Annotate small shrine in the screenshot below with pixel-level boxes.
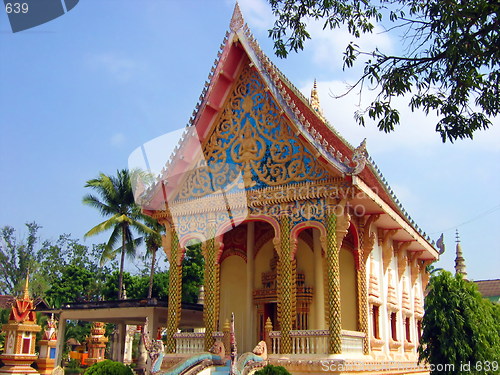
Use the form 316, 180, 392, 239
0, 275, 42, 375
85, 322, 108, 366
36, 314, 58, 375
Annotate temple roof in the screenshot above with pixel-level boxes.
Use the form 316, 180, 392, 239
475, 279, 500, 301
142, 4, 438, 259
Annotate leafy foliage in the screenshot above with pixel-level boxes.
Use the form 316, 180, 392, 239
0, 222, 42, 295
254, 364, 292, 375
143, 217, 164, 299
0, 223, 107, 298
85, 360, 134, 375
83, 169, 154, 299
268, 0, 499, 142
419, 271, 500, 374
45, 265, 107, 307
182, 243, 204, 304
101, 271, 169, 301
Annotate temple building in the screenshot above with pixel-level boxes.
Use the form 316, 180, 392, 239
135, 4, 439, 374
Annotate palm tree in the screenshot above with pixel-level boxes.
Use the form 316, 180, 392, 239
143, 217, 164, 299
83, 169, 153, 299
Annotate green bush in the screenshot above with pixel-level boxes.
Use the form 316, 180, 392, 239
254, 364, 292, 375
85, 360, 133, 375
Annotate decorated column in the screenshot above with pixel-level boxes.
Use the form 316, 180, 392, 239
202, 223, 221, 351
36, 314, 58, 375
276, 215, 296, 354
164, 222, 183, 353
324, 199, 350, 354
0, 276, 41, 375
358, 214, 378, 355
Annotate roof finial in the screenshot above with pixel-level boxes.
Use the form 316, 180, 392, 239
454, 230, 468, 280
23, 271, 31, 300
310, 79, 325, 119
230, 2, 244, 32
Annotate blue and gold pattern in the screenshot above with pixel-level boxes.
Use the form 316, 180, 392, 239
175, 65, 329, 200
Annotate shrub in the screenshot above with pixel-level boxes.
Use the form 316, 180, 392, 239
85, 360, 133, 375
254, 364, 292, 375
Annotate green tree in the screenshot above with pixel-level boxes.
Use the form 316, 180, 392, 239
45, 265, 108, 306
181, 243, 204, 304
0, 222, 41, 295
101, 271, 169, 300
268, 0, 499, 142
0, 223, 108, 299
419, 271, 500, 374
101, 271, 140, 301
143, 218, 164, 299
83, 169, 153, 299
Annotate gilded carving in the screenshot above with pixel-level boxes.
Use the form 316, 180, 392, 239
386, 268, 398, 311
420, 259, 434, 289
165, 229, 182, 353
174, 64, 329, 201
325, 212, 342, 354
276, 216, 296, 354
378, 229, 398, 272
333, 198, 351, 247
395, 241, 412, 279
361, 214, 380, 262
408, 251, 423, 286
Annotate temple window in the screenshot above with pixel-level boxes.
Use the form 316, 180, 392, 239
416, 319, 422, 342
22, 331, 31, 354
390, 312, 397, 341
372, 305, 380, 339
405, 317, 411, 342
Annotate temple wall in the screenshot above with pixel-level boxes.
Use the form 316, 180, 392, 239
339, 248, 357, 331
254, 240, 274, 289
220, 255, 248, 351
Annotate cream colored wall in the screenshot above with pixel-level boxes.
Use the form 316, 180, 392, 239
340, 247, 357, 331
254, 240, 274, 289
295, 238, 315, 328
219, 255, 248, 352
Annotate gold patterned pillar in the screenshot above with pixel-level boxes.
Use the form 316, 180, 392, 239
356, 247, 369, 355
358, 214, 378, 355
276, 215, 296, 354
163, 222, 183, 353
324, 199, 350, 354
202, 225, 221, 351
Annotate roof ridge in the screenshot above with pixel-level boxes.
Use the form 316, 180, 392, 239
240, 26, 356, 151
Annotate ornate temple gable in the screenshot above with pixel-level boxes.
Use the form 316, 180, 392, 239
145, 4, 438, 262
173, 63, 334, 201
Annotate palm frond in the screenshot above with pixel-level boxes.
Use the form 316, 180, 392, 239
84, 215, 121, 238
82, 194, 117, 216
99, 226, 121, 266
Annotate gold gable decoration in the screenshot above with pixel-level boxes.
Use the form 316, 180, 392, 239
175, 64, 330, 201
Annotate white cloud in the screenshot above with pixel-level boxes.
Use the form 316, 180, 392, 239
300, 79, 440, 154
110, 132, 126, 146
306, 21, 394, 72
86, 52, 142, 83
236, 0, 275, 30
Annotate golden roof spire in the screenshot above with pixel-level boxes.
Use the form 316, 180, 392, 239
23, 271, 31, 300
230, 2, 244, 32
310, 79, 324, 119
454, 230, 468, 280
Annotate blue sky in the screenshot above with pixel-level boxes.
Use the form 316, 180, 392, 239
0, 0, 498, 280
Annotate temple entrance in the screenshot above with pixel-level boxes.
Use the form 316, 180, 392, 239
256, 303, 279, 341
